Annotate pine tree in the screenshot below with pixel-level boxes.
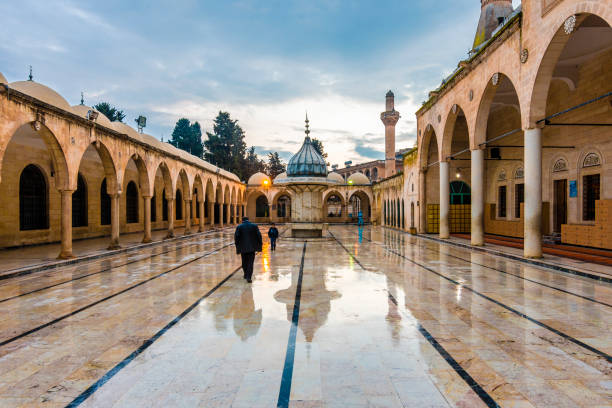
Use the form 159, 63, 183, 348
204, 111, 247, 178
311, 137, 328, 159
93, 102, 126, 122
168, 118, 204, 158
266, 152, 286, 179
244, 147, 266, 181
189, 121, 204, 158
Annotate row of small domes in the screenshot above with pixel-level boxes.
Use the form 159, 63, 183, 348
247, 170, 370, 186
0, 72, 240, 182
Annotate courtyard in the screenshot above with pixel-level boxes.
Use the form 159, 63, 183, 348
0, 226, 609, 407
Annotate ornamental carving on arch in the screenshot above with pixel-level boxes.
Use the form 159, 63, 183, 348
564, 15, 576, 35
498, 169, 506, 181
553, 158, 568, 172
583, 153, 601, 168
514, 167, 524, 179
491, 73, 500, 86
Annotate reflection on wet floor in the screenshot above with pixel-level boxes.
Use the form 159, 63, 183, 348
0, 226, 610, 407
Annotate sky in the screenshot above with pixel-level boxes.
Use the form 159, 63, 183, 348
0, 0, 521, 169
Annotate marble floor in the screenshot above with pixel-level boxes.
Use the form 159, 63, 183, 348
0, 226, 610, 408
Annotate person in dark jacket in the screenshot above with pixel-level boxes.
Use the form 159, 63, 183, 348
268, 223, 279, 251
234, 217, 263, 283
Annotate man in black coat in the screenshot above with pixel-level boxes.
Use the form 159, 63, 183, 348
234, 217, 262, 283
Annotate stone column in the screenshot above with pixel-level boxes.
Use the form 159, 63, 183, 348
108, 193, 121, 250
471, 149, 485, 246
58, 189, 74, 259
166, 198, 175, 239
142, 195, 152, 243
209, 202, 214, 227
419, 170, 426, 233
439, 161, 450, 239
184, 199, 192, 235
219, 203, 224, 228
524, 128, 542, 258
199, 200, 205, 232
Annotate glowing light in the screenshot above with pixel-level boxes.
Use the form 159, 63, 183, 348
348, 180, 353, 185
263, 179, 269, 185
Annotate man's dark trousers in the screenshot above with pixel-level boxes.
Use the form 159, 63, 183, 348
241, 252, 256, 280
270, 238, 277, 251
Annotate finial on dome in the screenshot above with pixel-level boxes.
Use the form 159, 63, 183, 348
80, 92, 85, 105
28, 65, 33, 82
305, 111, 311, 139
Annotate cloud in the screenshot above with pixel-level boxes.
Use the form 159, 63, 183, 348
0, 0, 482, 167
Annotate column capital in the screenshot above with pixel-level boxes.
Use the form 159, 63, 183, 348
141, 194, 153, 199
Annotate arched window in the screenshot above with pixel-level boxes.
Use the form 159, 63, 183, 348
410, 202, 415, 228
326, 194, 342, 217
72, 173, 88, 227
365, 169, 370, 179
176, 189, 183, 220
277, 195, 291, 218
256, 195, 269, 217
126, 181, 139, 223
450, 181, 471, 205
162, 189, 168, 221
151, 191, 157, 222
372, 167, 378, 180
19, 164, 48, 230
100, 179, 111, 226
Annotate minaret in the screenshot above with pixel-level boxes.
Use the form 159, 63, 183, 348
473, 0, 513, 50
380, 90, 400, 178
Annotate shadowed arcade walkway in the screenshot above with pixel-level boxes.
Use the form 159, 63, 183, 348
0, 226, 610, 407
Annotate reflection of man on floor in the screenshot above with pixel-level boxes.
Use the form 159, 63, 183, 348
232, 285, 262, 341
235, 217, 262, 283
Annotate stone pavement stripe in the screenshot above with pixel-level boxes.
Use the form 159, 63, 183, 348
277, 241, 307, 408
383, 231, 612, 308
0, 230, 234, 305
65, 265, 242, 407
348, 231, 612, 364
420, 233, 612, 284
0, 241, 234, 348
330, 231, 500, 408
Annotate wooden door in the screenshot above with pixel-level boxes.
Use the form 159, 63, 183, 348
553, 179, 567, 233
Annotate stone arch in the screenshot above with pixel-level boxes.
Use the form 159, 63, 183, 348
177, 169, 191, 200
193, 174, 204, 202
76, 141, 119, 195
271, 189, 295, 206
223, 184, 230, 204
121, 153, 150, 198
473, 72, 523, 148
441, 104, 471, 159
348, 189, 372, 221
0, 121, 69, 189
527, 9, 612, 127
153, 161, 173, 200
246, 190, 269, 220
417, 124, 439, 170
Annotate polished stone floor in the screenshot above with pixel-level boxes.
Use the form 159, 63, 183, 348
0, 226, 610, 407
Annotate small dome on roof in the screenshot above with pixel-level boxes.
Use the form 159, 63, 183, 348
327, 172, 343, 183
0, 72, 7, 84
347, 172, 370, 185
10, 81, 70, 111
248, 172, 271, 186
273, 172, 287, 182
110, 121, 141, 140
70, 105, 113, 127
386, 90, 394, 97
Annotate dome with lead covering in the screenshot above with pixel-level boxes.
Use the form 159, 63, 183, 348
10, 81, 71, 111
287, 115, 327, 177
